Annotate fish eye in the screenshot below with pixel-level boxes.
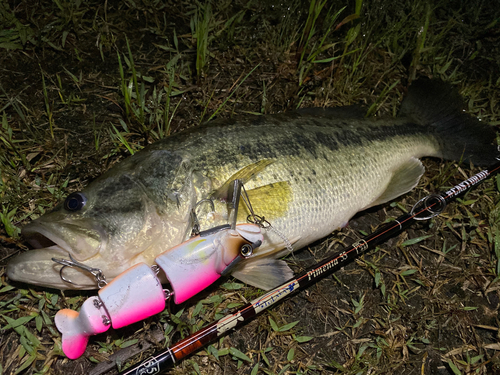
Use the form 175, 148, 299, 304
64, 192, 87, 212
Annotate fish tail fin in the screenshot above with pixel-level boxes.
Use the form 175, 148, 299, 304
400, 79, 497, 165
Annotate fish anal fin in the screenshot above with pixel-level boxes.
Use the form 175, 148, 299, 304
213, 159, 275, 200
231, 258, 294, 290
367, 157, 424, 208
237, 181, 292, 222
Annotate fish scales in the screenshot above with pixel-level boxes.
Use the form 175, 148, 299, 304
151, 113, 440, 251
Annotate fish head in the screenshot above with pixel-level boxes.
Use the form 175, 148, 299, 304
8, 150, 204, 289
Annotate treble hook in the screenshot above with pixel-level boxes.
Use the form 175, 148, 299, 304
240, 183, 257, 223
52, 253, 107, 288
190, 198, 216, 236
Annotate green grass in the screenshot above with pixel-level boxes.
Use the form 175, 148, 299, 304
191, 2, 213, 80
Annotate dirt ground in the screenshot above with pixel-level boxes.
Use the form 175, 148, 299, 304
1, 0, 500, 374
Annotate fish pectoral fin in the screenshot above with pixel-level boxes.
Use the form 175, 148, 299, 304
231, 258, 294, 290
366, 157, 425, 209
212, 159, 275, 200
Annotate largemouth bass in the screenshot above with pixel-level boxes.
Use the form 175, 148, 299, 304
7, 79, 496, 291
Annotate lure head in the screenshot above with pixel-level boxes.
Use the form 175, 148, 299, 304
155, 223, 263, 303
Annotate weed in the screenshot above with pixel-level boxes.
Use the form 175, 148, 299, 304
297, 3, 345, 85
191, 2, 213, 80
409, 3, 432, 81
351, 293, 365, 315
40, 67, 54, 140
0, 2, 35, 50
109, 120, 139, 156
161, 64, 183, 138
268, 317, 300, 333
0, 206, 21, 238
297, 0, 329, 65
207, 63, 260, 121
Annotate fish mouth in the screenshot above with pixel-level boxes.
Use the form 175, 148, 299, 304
7, 245, 83, 289
7, 221, 104, 290
21, 222, 73, 254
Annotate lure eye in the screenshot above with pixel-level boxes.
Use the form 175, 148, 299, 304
64, 192, 87, 212
240, 244, 253, 258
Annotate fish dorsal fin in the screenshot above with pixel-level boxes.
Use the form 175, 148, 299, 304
366, 157, 424, 209
231, 258, 294, 290
237, 181, 292, 222
213, 159, 275, 200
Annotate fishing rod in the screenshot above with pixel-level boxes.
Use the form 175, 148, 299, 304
121, 159, 500, 375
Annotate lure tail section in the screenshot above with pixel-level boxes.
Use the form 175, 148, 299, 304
55, 297, 111, 359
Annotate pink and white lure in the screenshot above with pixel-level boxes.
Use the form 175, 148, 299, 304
54, 223, 263, 359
